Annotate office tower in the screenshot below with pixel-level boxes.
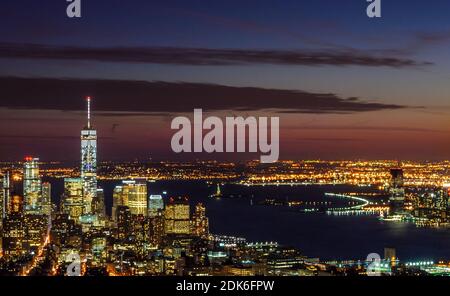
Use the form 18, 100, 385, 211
384, 247, 397, 262
438, 184, 450, 211
50, 213, 82, 248
114, 180, 148, 217
149, 195, 164, 217
164, 196, 190, 235
41, 182, 52, 217
81, 96, 97, 214
2, 213, 26, 258
150, 210, 164, 248
116, 206, 131, 240
192, 203, 209, 239
92, 188, 106, 218
10, 195, 24, 214
389, 167, 405, 215
3, 172, 10, 216
62, 178, 84, 221
112, 185, 125, 222
0, 177, 3, 229
131, 215, 150, 245
127, 180, 147, 216
24, 214, 48, 251
23, 157, 42, 214
91, 236, 107, 263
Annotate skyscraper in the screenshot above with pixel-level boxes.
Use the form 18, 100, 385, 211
164, 197, 190, 235
114, 180, 148, 217
81, 96, 97, 215
92, 188, 106, 218
192, 203, 209, 239
389, 167, 405, 215
2, 213, 26, 258
116, 206, 131, 241
150, 210, 164, 248
112, 185, 125, 222
148, 195, 164, 218
2, 172, 10, 217
0, 177, 4, 229
23, 157, 42, 215
62, 178, 84, 222
41, 182, 52, 217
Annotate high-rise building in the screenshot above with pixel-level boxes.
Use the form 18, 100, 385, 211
81, 96, 97, 215
192, 203, 209, 239
149, 195, 164, 217
164, 197, 190, 235
50, 213, 82, 248
444, 184, 450, 211
2, 172, 10, 217
389, 167, 405, 215
0, 177, 4, 229
23, 157, 42, 214
384, 247, 397, 266
112, 185, 125, 222
62, 178, 84, 222
114, 180, 148, 217
2, 213, 26, 258
150, 210, 164, 248
92, 188, 106, 218
91, 236, 107, 263
131, 215, 150, 245
24, 214, 48, 251
116, 206, 131, 241
41, 182, 52, 217
10, 195, 24, 214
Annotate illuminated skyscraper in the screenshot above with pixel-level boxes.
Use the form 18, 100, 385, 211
10, 195, 23, 214
2, 172, 10, 217
164, 197, 190, 235
0, 177, 3, 229
81, 96, 97, 214
114, 180, 148, 217
41, 182, 52, 217
112, 185, 125, 222
24, 214, 47, 251
389, 167, 405, 215
116, 206, 131, 240
150, 210, 164, 248
2, 213, 26, 258
92, 188, 106, 218
62, 178, 84, 222
148, 195, 164, 217
192, 203, 209, 239
50, 213, 82, 248
23, 157, 42, 214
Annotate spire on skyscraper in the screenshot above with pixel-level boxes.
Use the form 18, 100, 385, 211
86, 96, 92, 129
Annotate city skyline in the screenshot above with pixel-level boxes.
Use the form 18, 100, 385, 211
0, 95, 450, 275
1, 0, 450, 161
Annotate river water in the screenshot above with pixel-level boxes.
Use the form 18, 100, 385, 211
47, 179, 450, 262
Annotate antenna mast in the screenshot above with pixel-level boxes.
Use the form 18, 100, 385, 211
86, 96, 91, 129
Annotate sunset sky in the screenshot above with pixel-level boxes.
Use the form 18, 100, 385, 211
1, 0, 450, 161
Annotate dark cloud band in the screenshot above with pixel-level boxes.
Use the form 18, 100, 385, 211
0, 76, 408, 114
0, 43, 431, 68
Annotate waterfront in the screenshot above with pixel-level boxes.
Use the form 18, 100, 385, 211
44, 179, 450, 262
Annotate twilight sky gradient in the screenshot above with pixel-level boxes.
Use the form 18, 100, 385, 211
1, 0, 450, 161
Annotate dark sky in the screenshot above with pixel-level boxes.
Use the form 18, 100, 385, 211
1, 0, 450, 161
